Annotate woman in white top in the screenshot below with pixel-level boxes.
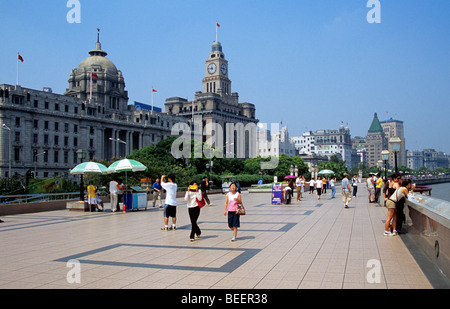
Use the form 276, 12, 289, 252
384, 179, 412, 236
315, 177, 323, 200
309, 179, 315, 194
184, 181, 203, 241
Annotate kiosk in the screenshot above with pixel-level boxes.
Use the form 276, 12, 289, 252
123, 186, 148, 211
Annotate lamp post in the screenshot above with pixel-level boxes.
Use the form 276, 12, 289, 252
389, 137, 402, 173
109, 137, 127, 158
76, 149, 86, 202
34, 151, 46, 178
381, 150, 389, 181
2, 124, 11, 177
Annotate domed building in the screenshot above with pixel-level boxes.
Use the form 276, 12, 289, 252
65, 30, 129, 116
0, 30, 186, 179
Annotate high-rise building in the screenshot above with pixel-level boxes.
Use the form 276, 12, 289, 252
380, 118, 406, 168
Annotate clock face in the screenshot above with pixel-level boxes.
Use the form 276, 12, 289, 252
207, 63, 217, 74
221, 63, 227, 75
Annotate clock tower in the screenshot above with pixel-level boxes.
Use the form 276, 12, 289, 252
202, 41, 231, 96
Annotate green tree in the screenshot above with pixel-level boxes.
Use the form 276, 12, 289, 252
317, 155, 349, 179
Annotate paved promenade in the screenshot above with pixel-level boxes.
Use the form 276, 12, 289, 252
0, 185, 435, 289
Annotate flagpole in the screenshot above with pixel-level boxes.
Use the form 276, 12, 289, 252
89, 73, 93, 104
216, 23, 218, 42
151, 86, 154, 114
16, 53, 19, 87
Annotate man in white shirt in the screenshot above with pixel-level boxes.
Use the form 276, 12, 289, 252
161, 174, 178, 231
309, 179, 315, 194
342, 173, 352, 208
109, 179, 119, 212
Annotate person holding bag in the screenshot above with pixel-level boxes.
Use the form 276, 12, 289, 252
184, 181, 203, 241
224, 182, 243, 241
384, 179, 412, 236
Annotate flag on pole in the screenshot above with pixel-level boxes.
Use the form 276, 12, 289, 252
16, 53, 24, 86
215, 22, 221, 42
91, 72, 98, 79
152, 88, 157, 92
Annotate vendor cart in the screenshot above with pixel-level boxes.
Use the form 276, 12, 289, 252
123, 186, 148, 211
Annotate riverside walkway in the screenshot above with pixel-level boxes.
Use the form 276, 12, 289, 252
0, 184, 438, 289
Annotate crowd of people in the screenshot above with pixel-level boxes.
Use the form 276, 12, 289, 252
4, 170, 412, 239
284, 175, 337, 204
101, 175, 241, 242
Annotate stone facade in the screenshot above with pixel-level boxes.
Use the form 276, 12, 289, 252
165, 40, 258, 159
0, 35, 186, 179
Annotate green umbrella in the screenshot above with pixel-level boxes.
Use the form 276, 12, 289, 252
318, 169, 335, 175
107, 159, 148, 190
70, 162, 108, 175
107, 159, 147, 173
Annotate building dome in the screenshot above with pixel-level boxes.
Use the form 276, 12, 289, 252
77, 55, 118, 76
76, 36, 118, 75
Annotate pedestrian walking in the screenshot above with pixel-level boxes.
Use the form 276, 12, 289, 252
342, 173, 352, 208
322, 177, 327, 194
224, 182, 242, 241
315, 177, 322, 200
309, 178, 315, 194
295, 175, 303, 201
200, 176, 211, 206
161, 174, 178, 231
366, 173, 376, 203
329, 176, 336, 198
352, 174, 358, 197
184, 181, 203, 241
152, 178, 162, 208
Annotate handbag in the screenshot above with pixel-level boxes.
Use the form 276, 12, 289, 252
196, 197, 206, 208
235, 203, 246, 215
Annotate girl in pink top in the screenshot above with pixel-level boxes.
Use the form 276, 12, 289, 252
224, 182, 242, 241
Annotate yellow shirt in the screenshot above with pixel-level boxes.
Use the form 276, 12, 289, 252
87, 185, 96, 198
376, 177, 382, 189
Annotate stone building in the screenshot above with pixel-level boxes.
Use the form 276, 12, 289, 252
0, 33, 186, 179
380, 117, 406, 168
291, 125, 353, 168
164, 40, 258, 159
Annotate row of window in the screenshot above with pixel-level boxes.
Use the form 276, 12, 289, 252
12, 147, 95, 165
12, 116, 97, 135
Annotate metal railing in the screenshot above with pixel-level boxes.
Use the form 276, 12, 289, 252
0, 192, 80, 205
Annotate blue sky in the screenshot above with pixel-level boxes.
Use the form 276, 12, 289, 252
1, 0, 449, 153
